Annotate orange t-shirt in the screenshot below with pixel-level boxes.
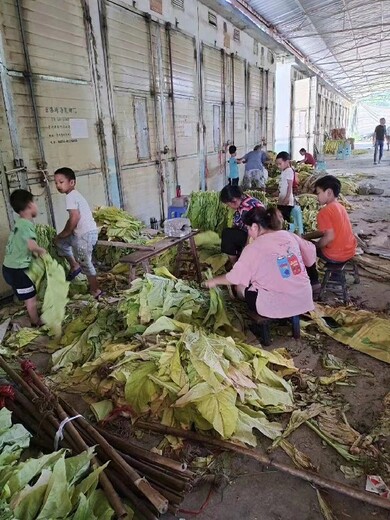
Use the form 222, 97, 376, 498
317, 201, 357, 262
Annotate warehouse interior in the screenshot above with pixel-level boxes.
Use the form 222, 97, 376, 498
0, 1, 389, 519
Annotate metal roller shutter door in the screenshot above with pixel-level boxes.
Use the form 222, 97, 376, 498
202, 44, 224, 192
169, 30, 200, 195
105, 1, 163, 223
0, 0, 107, 234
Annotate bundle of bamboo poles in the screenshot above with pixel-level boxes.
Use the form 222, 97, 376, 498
0, 356, 195, 520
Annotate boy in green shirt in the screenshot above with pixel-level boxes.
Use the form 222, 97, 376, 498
2, 190, 46, 326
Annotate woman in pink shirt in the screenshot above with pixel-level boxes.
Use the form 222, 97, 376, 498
205, 207, 315, 319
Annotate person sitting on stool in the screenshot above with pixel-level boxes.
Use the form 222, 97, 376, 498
220, 185, 263, 266
304, 175, 357, 293
205, 207, 315, 320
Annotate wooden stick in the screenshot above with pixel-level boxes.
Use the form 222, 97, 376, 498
135, 421, 390, 512
59, 397, 168, 514
97, 240, 154, 251
14, 364, 128, 519
106, 469, 159, 520
96, 427, 191, 475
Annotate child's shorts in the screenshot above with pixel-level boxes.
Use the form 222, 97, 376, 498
56, 230, 98, 276
2, 265, 37, 301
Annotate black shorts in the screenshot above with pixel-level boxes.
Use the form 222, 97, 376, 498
244, 287, 258, 312
221, 228, 248, 257
2, 265, 36, 301
277, 205, 294, 222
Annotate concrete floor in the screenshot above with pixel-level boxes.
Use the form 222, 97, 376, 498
167, 149, 390, 520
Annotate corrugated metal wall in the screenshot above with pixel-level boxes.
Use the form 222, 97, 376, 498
0, 0, 277, 297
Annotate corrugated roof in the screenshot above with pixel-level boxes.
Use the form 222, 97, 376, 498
246, 0, 390, 98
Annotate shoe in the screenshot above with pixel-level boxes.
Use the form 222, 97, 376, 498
374, 162, 377, 165
66, 267, 82, 281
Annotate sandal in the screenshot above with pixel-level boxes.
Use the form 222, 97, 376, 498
66, 267, 82, 281
93, 291, 104, 300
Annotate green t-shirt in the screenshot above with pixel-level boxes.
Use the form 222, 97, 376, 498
3, 218, 36, 269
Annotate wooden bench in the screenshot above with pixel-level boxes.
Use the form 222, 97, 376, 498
120, 230, 202, 285
248, 311, 300, 347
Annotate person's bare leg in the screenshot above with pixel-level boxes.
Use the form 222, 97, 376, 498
87, 275, 100, 297
235, 284, 246, 300
25, 296, 41, 326
228, 254, 238, 267
64, 255, 80, 272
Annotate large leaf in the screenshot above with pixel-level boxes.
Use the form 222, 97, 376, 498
36, 456, 73, 519
28, 254, 69, 337
124, 361, 160, 414
0, 424, 31, 453
65, 448, 94, 486
232, 405, 283, 446
175, 383, 238, 438
7, 451, 65, 495
12, 469, 51, 520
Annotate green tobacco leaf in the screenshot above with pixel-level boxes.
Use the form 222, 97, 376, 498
0, 423, 31, 453
90, 401, 113, 423
28, 254, 69, 337
0, 409, 12, 432
183, 329, 229, 383
175, 383, 238, 438
60, 305, 98, 346
65, 448, 95, 486
12, 469, 51, 520
73, 463, 109, 501
168, 346, 189, 390
124, 361, 160, 414
7, 451, 64, 495
36, 456, 73, 518
233, 406, 283, 446
5, 329, 42, 350
71, 493, 94, 520
197, 386, 238, 438
143, 317, 188, 335
89, 489, 116, 520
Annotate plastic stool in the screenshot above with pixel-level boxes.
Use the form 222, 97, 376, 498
319, 260, 360, 304
167, 206, 187, 219
248, 312, 300, 347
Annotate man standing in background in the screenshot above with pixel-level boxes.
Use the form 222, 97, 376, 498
373, 118, 386, 165
239, 145, 268, 189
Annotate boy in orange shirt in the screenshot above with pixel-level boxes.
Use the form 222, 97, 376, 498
305, 175, 357, 289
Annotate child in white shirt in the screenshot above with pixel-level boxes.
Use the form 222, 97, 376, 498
54, 167, 101, 298
276, 151, 295, 222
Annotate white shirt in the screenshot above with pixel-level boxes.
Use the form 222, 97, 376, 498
279, 167, 295, 206
66, 190, 97, 236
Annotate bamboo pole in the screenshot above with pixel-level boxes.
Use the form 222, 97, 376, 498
106, 470, 159, 520
0, 357, 128, 520
96, 427, 191, 475
57, 397, 168, 514
136, 421, 390, 512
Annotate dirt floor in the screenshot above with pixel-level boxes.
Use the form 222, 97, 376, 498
2, 147, 389, 520
164, 148, 390, 520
